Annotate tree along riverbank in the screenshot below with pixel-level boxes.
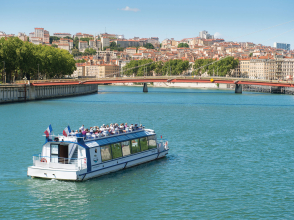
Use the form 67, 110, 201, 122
0, 37, 76, 83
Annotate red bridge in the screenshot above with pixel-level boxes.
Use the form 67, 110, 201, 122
29, 77, 294, 93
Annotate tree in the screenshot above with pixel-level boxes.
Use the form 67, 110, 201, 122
75, 59, 86, 63
49, 36, 60, 44
80, 37, 93, 44
178, 43, 189, 48
51, 44, 58, 48
193, 56, 239, 76
144, 43, 155, 49
249, 53, 253, 57
73, 37, 79, 49
104, 42, 124, 51
63, 36, 73, 40
72, 48, 82, 57
83, 48, 97, 56
0, 37, 76, 81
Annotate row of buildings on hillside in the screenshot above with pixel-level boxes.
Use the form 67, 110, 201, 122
238, 54, 294, 80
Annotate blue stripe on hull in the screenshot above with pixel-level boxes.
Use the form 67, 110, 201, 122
79, 149, 169, 179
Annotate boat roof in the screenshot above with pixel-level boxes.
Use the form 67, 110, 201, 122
84, 130, 155, 148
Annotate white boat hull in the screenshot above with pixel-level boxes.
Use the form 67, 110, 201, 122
28, 149, 169, 181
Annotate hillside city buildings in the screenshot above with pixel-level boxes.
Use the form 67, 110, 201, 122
1, 28, 294, 80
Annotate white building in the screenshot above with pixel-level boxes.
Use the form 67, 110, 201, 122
199, 30, 214, 39
35, 28, 44, 39
101, 37, 110, 49
79, 41, 88, 52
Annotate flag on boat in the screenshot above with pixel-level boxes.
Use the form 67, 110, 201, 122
63, 125, 71, 137
44, 124, 53, 137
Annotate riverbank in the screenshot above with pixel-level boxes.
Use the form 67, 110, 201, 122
0, 84, 98, 104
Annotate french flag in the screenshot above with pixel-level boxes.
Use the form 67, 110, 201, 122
63, 125, 71, 137
44, 125, 53, 138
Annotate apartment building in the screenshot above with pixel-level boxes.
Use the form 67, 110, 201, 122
18, 32, 27, 41
239, 58, 250, 77
282, 58, 294, 79
125, 47, 137, 55
274, 42, 290, 51
34, 28, 44, 39
79, 41, 88, 52
249, 57, 276, 80
84, 64, 119, 78
101, 37, 110, 49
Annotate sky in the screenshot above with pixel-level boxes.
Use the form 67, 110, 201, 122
1, 0, 294, 48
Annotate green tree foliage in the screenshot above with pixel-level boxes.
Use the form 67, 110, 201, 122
63, 36, 73, 40
104, 42, 124, 51
73, 37, 79, 49
249, 53, 253, 57
80, 37, 93, 44
193, 56, 239, 76
51, 44, 58, 48
71, 49, 82, 57
144, 43, 155, 49
122, 59, 190, 76
178, 43, 189, 48
49, 36, 60, 44
83, 48, 97, 56
75, 59, 86, 63
0, 37, 76, 81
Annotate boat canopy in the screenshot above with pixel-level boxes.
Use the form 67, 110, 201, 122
84, 130, 155, 148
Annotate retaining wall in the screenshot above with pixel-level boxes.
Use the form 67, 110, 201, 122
0, 84, 98, 104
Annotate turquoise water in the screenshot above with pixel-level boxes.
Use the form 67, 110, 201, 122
1, 85, 294, 219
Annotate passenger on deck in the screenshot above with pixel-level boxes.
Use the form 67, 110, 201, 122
80, 125, 84, 131
82, 129, 87, 137
103, 129, 109, 136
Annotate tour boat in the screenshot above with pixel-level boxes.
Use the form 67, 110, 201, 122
27, 125, 169, 181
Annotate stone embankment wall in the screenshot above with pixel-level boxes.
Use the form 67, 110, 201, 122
0, 84, 98, 104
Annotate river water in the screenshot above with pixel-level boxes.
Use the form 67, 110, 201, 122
1, 85, 294, 219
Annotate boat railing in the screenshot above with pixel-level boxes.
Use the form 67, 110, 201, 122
59, 127, 146, 141
157, 139, 169, 152
32, 154, 87, 170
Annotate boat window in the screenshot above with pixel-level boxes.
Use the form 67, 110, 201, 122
131, 139, 141, 154
101, 145, 112, 162
148, 135, 157, 149
111, 143, 122, 159
50, 144, 59, 163
140, 137, 148, 151
122, 141, 131, 156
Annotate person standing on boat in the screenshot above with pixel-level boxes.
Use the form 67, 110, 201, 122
80, 125, 84, 131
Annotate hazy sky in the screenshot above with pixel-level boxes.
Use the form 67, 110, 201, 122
1, 0, 294, 48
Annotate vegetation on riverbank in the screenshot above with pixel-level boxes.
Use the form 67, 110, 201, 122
192, 56, 239, 76
122, 59, 190, 76
0, 37, 76, 81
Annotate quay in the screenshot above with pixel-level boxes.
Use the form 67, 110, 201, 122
0, 83, 97, 104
